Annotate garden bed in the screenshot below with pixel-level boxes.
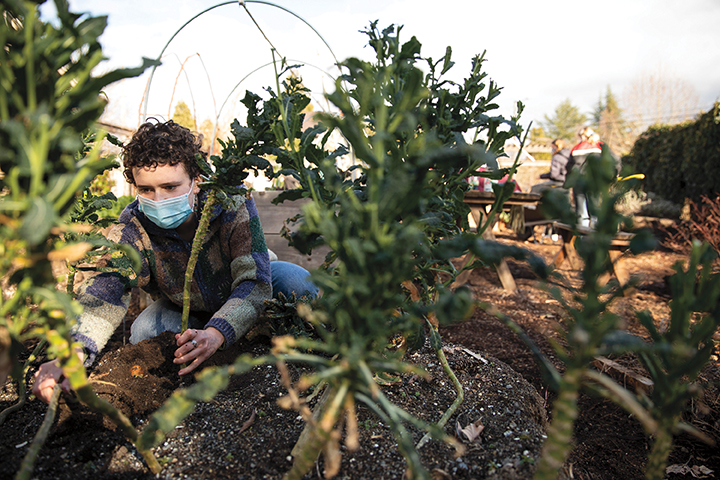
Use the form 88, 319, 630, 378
1, 225, 718, 479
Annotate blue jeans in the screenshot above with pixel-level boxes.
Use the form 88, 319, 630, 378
129, 261, 318, 344
573, 191, 597, 229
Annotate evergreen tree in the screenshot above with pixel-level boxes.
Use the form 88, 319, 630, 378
594, 87, 632, 155
541, 99, 587, 142
592, 94, 605, 126
529, 125, 549, 142
172, 101, 196, 131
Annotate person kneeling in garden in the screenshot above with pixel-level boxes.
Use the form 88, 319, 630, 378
33, 119, 317, 403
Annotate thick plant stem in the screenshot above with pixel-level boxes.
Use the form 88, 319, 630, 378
181, 190, 218, 332
645, 420, 674, 480
75, 384, 161, 474
0, 377, 25, 426
534, 368, 582, 480
284, 421, 336, 480
291, 387, 330, 458
283, 382, 348, 480
15, 385, 60, 480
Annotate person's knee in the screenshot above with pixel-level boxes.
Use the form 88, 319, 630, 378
129, 320, 154, 344
271, 261, 318, 299
129, 298, 183, 344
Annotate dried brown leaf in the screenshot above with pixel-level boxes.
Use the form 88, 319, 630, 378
667, 464, 688, 474
691, 465, 714, 478
322, 429, 342, 478
344, 396, 359, 451
456, 418, 484, 442
431, 468, 451, 480
666, 464, 714, 478
48, 242, 92, 262
238, 409, 256, 434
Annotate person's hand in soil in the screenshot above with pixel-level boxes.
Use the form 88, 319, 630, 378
174, 327, 224, 376
32, 349, 85, 404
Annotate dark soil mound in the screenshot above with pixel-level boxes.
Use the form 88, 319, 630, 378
1, 333, 547, 479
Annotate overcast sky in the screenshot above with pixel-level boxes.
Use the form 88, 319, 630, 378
45, 0, 720, 133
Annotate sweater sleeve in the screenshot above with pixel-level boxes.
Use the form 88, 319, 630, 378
550, 149, 570, 182
71, 220, 152, 365
205, 195, 272, 346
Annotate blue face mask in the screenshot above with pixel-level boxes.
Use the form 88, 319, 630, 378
137, 181, 195, 229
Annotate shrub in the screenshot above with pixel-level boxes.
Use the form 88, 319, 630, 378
615, 190, 682, 219
0, 0, 159, 476
624, 103, 720, 204
637, 195, 682, 219
97, 195, 134, 220
136, 22, 533, 480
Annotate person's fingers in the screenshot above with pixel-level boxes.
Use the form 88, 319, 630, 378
174, 332, 201, 361
174, 341, 195, 358
173, 329, 223, 376
175, 328, 197, 347
33, 373, 58, 403
174, 343, 194, 360
61, 376, 72, 394
34, 382, 52, 402
178, 340, 215, 375
32, 361, 63, 403
177, 355, 206, 376
175, 343, 210, 375
174, 332, 201, 358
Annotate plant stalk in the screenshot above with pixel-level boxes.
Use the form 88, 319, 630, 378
0, 340, 45, 426
416, 322, 464, 450
534, 368, 582, 480
181, 190, 218, 332
16, 385, 60, 480
645, 418, 675, 480
283, 382, 348, 480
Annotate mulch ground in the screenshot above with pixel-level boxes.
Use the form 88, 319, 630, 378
440, 226, 720, 479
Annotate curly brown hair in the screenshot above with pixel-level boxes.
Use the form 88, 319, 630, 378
122, 118, 205, 185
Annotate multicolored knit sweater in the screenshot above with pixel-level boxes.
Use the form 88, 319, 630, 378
72, 191, 272, 365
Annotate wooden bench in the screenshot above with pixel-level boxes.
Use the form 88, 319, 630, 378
252, 191, 330, 271
452, 191, 541, 293
552, 222, 634, 288
517, 202, 557, 241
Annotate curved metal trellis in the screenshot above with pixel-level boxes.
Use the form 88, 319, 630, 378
210, 59, 339, 154
140, 0, 342, 142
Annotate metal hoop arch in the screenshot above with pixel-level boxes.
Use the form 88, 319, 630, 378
140, 0, 341, 124
210, 59, 338, 154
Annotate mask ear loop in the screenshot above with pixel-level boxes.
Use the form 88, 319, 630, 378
189, 179, 197, 213
174, 179, 198, 231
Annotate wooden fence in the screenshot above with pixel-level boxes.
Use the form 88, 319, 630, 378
252, 190, 329, 271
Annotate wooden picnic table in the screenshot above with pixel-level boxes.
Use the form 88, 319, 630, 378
453, 191, 541, 293
463, 190, 542, 208
551, 222, 635, 290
